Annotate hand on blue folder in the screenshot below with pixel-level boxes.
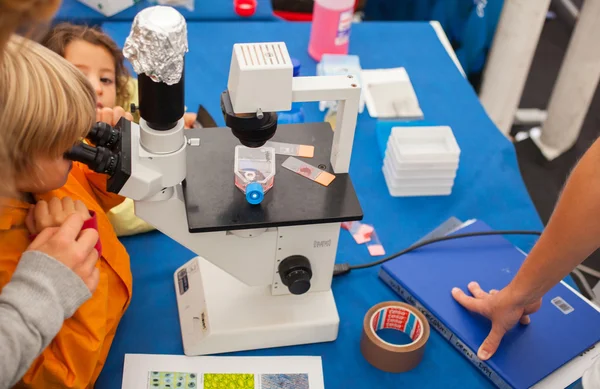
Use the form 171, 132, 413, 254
451, 281, 542, 361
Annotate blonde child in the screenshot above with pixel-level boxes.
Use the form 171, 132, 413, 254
42, 23, 197, 236
0, 1, 106, 387
0, 35, 132, 389
41, 23, 154, 237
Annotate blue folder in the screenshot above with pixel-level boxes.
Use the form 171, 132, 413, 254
380, 220, 600, 388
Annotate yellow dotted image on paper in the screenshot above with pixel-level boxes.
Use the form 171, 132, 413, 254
203, 374, 254, 389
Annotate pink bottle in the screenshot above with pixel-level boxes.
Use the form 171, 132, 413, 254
308, 0, 355, 62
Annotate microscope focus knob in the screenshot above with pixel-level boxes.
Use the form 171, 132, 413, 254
278, 255, 312, 295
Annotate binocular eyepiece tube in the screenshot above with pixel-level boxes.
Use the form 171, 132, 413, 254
64, 142, 119, 176
64, 122, 121, 176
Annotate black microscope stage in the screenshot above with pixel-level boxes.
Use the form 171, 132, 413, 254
183, 122, 363, 233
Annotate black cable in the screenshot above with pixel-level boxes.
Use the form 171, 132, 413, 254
333, 230, 542, 277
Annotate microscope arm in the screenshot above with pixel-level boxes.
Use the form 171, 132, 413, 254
291, 76, 361, 174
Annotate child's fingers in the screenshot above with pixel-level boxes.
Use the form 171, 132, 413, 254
183, 112, 197, 129
48, 197, 63, 222
96, 108, 102, 123
98, 107, 113, 125
34, 200, 49, 232
74, 200, 90, 219
125, 112, 133, 122
61, 197, 75, 216
25, 206, 36, 234
112, 106, 126, 125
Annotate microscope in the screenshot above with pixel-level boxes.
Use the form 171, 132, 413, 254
66, 6, 363, 356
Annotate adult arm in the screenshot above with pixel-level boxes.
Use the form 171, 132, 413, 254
0, 250, 91, 389
453, 137, 600, 360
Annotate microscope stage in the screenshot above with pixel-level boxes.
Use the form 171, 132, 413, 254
183, 123, 363, 233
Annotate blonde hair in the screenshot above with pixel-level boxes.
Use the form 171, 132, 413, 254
0, 35, 96, 195
0, 0, 61, 53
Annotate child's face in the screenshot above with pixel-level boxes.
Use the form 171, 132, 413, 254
15, 157, 73, 194
64, 40, 117, 110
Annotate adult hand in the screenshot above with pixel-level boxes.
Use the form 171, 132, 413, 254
26, 197, 91, 235
451, 282, 542, 360
96, 106, 134, 127
26, 213, 100, 293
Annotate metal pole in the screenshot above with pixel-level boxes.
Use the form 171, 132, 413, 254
535, 0, 600, 160
479, 0, 551, 137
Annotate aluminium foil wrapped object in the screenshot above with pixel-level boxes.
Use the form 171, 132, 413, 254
123, 5, 188, 85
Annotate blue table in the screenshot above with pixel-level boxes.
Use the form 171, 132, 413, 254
97, 21, 548, 389
55, 0, 275, 23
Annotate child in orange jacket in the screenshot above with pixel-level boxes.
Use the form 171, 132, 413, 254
0, 35, 133, 389
42, 23, 197, 237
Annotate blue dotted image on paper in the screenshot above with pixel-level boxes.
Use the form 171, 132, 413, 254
261, 374, 309, 389
148, 372, 198, 389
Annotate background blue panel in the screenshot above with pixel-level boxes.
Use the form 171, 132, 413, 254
96, 21, 550, 389
363, 0, 505, 76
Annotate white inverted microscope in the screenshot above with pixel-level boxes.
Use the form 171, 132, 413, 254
65, 6, 363, 356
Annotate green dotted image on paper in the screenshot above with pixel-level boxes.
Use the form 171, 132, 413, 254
147, 371, 198, 389
203, 373, 254, 389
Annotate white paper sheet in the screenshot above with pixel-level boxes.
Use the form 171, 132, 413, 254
121, 354, 325, 389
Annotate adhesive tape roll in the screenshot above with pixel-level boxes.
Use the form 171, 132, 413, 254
360, 301, 430, 373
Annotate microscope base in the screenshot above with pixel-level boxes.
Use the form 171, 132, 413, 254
175, 256, 340, 356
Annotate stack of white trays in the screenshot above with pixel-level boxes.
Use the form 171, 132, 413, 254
383, 126, 460, 197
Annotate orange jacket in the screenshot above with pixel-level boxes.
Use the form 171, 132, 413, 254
0, 163, 132, 389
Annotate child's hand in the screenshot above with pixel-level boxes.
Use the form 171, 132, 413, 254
96, 106, 134, 127
26, 197, 91, 236
184, 112, 197, 129
26, 213, 100, 294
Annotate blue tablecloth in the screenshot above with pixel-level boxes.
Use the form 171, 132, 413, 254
97, 21, 549, 389
55, 0, 275, 23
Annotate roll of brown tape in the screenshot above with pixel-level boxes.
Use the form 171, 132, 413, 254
360, 301, 430, 373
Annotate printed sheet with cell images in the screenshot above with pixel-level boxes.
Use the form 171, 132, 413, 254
121, 354, 325, 389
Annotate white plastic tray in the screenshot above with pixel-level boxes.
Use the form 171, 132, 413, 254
362, 67, 423, 120
386, 141, 459, 170
390, 126, 460, 162
383, 154, 457, 179
383, 159, 455, 187
383, 163, 453, 197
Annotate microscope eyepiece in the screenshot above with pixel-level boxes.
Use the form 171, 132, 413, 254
220, 91, 278, 148
87, 122, 121, 150
64, 142, 119, 176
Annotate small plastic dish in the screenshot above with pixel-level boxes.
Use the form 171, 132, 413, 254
390, 126, 460, 162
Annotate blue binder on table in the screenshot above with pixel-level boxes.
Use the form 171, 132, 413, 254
379, 220, 600, 389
